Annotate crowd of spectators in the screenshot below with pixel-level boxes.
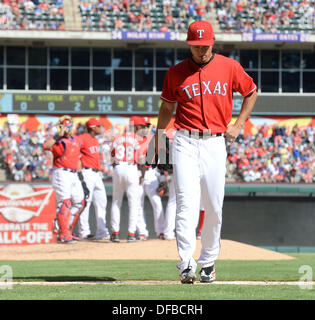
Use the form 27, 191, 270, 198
215, 0, 315, 33
79, 0, 315, 33
80, 0, 215, 32
0, 117, 314, 184
0, 121, 52, 182
226, 123, 315, 183
0, 119, 122, 182
1, 0, 314, 33
0, 0, 65, 31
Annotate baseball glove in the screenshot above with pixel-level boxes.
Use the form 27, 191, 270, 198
146, 135, 173, 171
156, 181, 168, 197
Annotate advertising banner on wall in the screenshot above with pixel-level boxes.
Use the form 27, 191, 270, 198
0, 184, 56, 246
242, 33, 311, 42
111, 30, 180, 41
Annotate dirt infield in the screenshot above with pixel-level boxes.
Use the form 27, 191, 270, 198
0, 239, 294, 261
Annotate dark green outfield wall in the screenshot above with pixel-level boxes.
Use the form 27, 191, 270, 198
88, 193, 315, 247
221, 196, 315, 247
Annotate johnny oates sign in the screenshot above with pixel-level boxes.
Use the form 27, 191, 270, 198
0, 184, 56, 245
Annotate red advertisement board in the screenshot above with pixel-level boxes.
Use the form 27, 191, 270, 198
0, 184, 56, 245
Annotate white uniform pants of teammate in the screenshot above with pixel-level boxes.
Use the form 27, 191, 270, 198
172, 130, 227, 275
111, 162, 141, 235
51, 168, 84, 223
136, 168, 165, 237
163, 176, 176, 240
79, 168, 110, 239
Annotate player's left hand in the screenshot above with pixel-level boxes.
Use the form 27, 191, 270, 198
224, 124, 242, 142
156, 181, 168, 197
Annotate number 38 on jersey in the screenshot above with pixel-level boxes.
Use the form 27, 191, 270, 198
110, 132, 141, 164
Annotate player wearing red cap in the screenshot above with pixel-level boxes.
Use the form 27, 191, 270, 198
155, 20, 257, 283
77, 118, 110, 241
43, 115, 88, 243
110, 118, 142, 242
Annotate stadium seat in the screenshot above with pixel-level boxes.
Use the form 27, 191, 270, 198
3, 0, 66, 30
215, 0, 315, 34
77, 0, 199, 31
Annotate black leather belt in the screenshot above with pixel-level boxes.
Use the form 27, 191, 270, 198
186, 131, 224, 139
83, 167, 99, 172
62, 168, 77, 173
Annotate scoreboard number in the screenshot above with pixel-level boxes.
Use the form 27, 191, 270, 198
48, 102, 55, 111
74, 102, 81, 111
20, 101, 27, 111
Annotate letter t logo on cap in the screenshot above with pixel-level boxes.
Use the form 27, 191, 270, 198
197, 29, 205, 38
187, 21, 215, 46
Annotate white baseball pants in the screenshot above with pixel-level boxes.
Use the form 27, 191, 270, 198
163, 178, 207, 240
51, 168, 84, 214
136, 169, 149, 237
137, 168, 165, 237
111, 163, 141, 234
79, 168, 109, 239
173, 130, 227, 275
163, 176, 176, 240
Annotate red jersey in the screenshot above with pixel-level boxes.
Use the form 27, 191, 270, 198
137, 134, 153, 164
43, 135, 81, 170
78, 132, 101, 171
161, 54, 257, 133
111, 131, 140, 164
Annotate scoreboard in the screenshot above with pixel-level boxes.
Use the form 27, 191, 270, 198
5, 93, 161, 114
0, 92, 314, 115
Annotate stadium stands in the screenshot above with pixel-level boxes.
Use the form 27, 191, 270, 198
0, 0, 65, 30
78, 0, 315, 33
226, 122, 315, 183
1, 0, 313, 33
79, 0, 211, 32
215, 0, 315, 33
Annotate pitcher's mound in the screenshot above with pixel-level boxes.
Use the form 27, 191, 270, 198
0, 239, 294, 261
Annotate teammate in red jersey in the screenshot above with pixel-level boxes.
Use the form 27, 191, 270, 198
43, 115, 89, 244
154, 20, 257, 283
110, 120, 142, 243
77, 118, 110, 241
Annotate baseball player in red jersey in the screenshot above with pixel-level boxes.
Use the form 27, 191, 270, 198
132, 116, 165, 240
43, 115, 89, 244
77, 118, 110, 241
110, 121, 142, 243
154, 20, 257, 283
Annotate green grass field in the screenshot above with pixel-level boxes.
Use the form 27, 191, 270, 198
0, 254, 314, 300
